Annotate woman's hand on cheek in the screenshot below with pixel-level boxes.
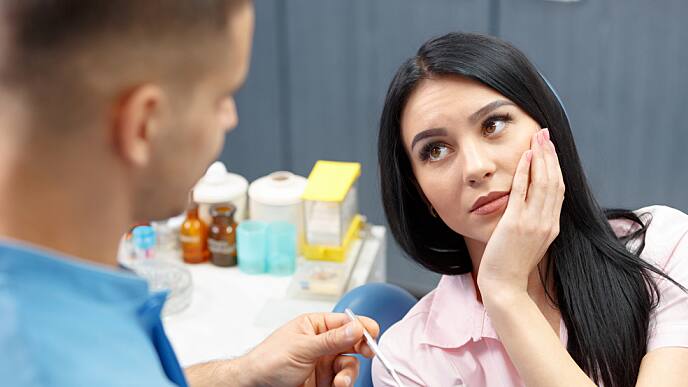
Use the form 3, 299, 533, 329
476, 128, 565, 298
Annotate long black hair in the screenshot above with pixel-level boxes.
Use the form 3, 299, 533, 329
378, 32, 684, 387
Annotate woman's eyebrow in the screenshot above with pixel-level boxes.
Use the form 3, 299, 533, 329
468, 100, 515, 124
411, 127, 448, 150
409, 100, 515, 150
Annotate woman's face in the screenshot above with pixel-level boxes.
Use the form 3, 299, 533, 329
401, 75, 541, 244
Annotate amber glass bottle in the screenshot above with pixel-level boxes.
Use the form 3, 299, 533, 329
208, 204, 238, 267
180, 200, 210, 264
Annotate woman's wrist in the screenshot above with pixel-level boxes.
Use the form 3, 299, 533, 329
477, 272, 528, 298
478, 279, 531, 312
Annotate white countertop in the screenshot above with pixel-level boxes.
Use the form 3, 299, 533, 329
162, 226, 386, 366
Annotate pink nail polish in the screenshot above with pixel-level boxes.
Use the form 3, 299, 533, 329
537, 131, 544, 145
543, 128, 550, 141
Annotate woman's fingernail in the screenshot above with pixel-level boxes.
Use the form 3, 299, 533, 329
537, 131, 544, 145
543, 128, 550, 141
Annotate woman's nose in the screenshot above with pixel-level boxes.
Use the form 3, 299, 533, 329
461, 141, 496, 186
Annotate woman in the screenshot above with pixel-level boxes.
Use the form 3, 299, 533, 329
373, 32, 688, 387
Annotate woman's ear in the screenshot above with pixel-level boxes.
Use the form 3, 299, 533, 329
110, 84, 164, 167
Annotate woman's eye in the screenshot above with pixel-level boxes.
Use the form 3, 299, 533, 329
421, 143, 450, 162
483, 114, 511, 136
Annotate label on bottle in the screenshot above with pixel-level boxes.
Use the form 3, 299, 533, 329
180, 235, 201, 244
208, 239, 236, 255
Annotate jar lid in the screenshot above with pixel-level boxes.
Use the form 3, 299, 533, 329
248, 171, 307, 206
193, 161, 249, 204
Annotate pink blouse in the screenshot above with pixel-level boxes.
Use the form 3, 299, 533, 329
372, 205, 688, 386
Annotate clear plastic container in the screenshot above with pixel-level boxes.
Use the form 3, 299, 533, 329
301, 161, 363, 262
151, 220, 180, 257
129, 259, 193, 316
286, 239, 361, 300
304, 185, 358, 246
248, 171, 307, 250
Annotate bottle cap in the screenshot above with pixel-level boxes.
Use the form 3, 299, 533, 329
210, 203, 237, 218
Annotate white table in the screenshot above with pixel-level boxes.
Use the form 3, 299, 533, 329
163, 226, 386, 367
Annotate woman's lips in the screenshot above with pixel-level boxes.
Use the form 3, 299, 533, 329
471, 193, 510, 215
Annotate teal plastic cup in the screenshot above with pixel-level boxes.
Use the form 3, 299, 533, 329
237, 221, 268, 274
267, 222, 297, 276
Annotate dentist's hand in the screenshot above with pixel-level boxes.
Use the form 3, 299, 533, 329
240, 312, 379, 387
477, 128, 565, 297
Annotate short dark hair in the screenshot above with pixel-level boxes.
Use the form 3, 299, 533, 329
7, 1, 234, 50
0, 0, 243, 131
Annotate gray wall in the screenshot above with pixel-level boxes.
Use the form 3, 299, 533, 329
220, 0, 688, 296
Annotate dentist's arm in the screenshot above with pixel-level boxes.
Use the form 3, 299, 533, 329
185, 312, 378, 387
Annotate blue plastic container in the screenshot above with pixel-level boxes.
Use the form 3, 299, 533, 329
237, 221, 268, 274
267, 222, 297, 275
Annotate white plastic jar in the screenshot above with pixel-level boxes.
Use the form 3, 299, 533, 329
193, 161, 249, 225
248, 171, 307, 247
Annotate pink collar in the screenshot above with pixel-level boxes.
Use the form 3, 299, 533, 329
420, 274, 568, 348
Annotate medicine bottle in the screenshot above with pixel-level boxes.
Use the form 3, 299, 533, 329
208, 204, 238, 267
180, 199, 210, 264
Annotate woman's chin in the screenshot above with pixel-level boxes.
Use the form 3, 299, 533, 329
458, 218, 501, 244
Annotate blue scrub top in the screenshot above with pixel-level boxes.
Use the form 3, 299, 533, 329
0, 240, 188, 387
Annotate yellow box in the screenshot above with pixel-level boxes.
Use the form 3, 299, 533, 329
302, 161, 362, 261
302, 214, 364, 262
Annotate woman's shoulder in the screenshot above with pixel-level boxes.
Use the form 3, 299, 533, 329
376, 274, 478, 362
637, 204, 688, 227
378, 287, 438, 350
635, 205, 688, 269
631, 206, 688, 352
609, 205, 688, 268
373, 286, 454, 386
